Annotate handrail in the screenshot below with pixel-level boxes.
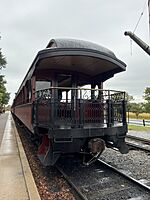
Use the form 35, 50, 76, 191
35, 86, 125, 94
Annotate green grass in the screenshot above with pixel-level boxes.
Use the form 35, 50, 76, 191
128, 124, 150, 131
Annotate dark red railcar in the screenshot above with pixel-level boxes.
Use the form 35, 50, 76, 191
12, 39, 128, 165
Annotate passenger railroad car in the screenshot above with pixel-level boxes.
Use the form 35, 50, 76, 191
12, 39, 128, 165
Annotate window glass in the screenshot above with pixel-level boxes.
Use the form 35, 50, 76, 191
36, 81, 51, 91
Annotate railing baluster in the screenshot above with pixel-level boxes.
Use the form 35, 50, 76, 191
34, 87, 126, 128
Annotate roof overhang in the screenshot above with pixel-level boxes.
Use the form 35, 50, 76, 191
16, 47, 126, 95
36, 48, 126, 78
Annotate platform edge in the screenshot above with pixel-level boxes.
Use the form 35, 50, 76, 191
12, 116, 41, 200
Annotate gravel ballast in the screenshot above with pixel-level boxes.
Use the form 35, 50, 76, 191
101, 147, 150, 183
16, 124, 76, 200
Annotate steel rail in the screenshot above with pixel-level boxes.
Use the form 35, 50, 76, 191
98, 159, 150, 192
126, 135, 150, 144
57, 159, 150, 200
126, 135, 150, 151
56, 165, 88, 200
126, 142, 150, 152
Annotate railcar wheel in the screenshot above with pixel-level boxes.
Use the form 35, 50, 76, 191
37, 135, 60, 166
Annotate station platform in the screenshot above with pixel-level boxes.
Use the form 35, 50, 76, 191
0, 112, 40, 200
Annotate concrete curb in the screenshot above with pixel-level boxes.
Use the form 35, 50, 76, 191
12, 117, 41, 200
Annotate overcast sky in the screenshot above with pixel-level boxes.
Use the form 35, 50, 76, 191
0, 0, 149, 104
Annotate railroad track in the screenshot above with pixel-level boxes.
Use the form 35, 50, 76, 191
16, 120, 150, 199
126, 135, 150, 144
126, 135, 150, 152
56, 165, 88, 200
56, 157, 150, 200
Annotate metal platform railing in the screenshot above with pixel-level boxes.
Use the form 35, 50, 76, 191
34, 87, 126, 128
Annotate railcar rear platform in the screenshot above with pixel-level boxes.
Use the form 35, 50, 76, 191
0, 112, 40, 200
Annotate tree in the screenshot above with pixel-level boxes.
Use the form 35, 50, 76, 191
0, 76, 10, 112
143, 87, 150, 113
0, 36, 9, 112
0, 36, 7, 69
143, 87, 150, 102
125, 93, 134, 111
125, 93, 145, 119
129, 102, 144, 118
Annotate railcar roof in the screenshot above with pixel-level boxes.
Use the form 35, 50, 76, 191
47, 38, 116, 58
16, 38, 126, 95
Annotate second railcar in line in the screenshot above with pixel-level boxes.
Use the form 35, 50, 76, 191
12, 38, 128, 166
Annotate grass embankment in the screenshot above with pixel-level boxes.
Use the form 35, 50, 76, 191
128, 125, 150, 131
127, 112, 150, 131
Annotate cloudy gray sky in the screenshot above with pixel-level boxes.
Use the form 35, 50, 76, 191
0, 0, 149, 104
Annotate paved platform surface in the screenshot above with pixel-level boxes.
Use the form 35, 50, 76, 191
0, 112, 41, 200
128, 130, 150, 140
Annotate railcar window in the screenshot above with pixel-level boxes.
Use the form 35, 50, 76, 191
22, 86, 25, 104
25, 80, 32, 103
35, 81, 51, 99
36, 81, 51, 91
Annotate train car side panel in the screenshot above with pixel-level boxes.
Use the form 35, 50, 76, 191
14, 103, 33, 132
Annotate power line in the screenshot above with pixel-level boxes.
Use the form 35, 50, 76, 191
130, 0, 148, 55
133, 0, 148, 33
